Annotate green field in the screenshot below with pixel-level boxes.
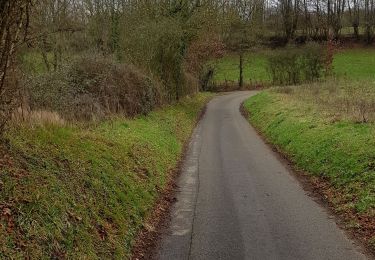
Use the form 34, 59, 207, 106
213, 48, 375, 84
212, 51, 270, 84
0, 93, 213, 258
333, 48, 375, 80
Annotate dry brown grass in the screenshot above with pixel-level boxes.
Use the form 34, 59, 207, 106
24, 55, 164, 122
11, 108, 65, 127
275, 79, 375, 123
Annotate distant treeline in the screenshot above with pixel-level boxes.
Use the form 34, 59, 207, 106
1, 0, 374, 132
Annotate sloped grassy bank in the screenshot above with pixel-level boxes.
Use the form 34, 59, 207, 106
244, 91, 375, 249
0, 93, 213, 259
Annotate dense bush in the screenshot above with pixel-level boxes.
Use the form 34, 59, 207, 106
151, 23, 185, 101
120, 17, 223, 101
185, 34, 225, 91
267, 43, 326, 85
20, 17, 223, 123
120, 17, 187, 102
10, 2, 227, 126
24, 55, 162, 121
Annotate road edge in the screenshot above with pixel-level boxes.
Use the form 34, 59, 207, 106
240, 101, 375, 259
131, 98, 211, 260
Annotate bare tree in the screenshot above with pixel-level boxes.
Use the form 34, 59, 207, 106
329, 0, 346, 39
0, 0, 32, 133
347, 0, 360, 39
364, 0, 375, 43
279, 0, 300, 40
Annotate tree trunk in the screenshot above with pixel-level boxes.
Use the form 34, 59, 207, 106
353, 24, 359, 39
239, 52, 244, 89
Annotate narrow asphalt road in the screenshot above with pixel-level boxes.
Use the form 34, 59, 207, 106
157, 91, 368, 260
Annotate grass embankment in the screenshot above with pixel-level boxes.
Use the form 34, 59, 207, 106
0, 93, 213, 258
214, 48, 375, 84
244, 88, 375, 247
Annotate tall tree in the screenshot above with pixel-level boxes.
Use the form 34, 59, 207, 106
279, 0, 300, 40
364, 0, 375, 43
0, 0, 32, 133
347, 0, 360, 39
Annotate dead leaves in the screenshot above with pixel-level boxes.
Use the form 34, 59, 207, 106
67, 210, 82, 223
1, 206, 15, 233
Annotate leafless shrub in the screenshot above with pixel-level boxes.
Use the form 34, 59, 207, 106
350, 90, 375, 123
23, 54, 163, 121
12, 108, 65, 126
267, 43, 326, 86
272, 86, 294, 94
291, 80, 375, 123
184, 71, 200, 96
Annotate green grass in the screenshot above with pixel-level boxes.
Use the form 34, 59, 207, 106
20, 51, 54, 74
333, 48, 375, 80
212, 51, 270, 84
0, 93, 213, 259
214, 48, 375, 84
244, 91, 375, 215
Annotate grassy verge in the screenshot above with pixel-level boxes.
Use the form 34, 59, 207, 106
244, 89, 375, 247
0, 93, 213, 258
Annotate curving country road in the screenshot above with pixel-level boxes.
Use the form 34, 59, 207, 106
157, 91, 368, 260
